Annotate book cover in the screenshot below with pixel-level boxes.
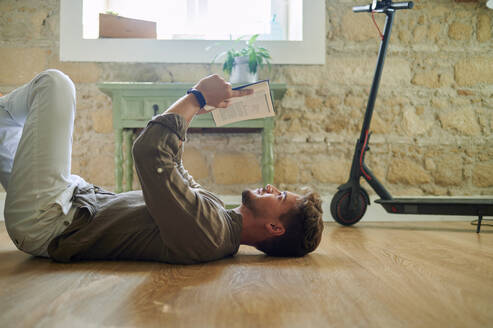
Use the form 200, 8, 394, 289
204, 80, 275, 127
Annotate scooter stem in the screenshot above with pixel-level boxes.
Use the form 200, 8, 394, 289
359, 9, 395, 141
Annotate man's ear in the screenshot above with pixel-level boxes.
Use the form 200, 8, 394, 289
265, 222, 285, 237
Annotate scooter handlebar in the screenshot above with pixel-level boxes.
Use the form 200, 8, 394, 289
353, 4, 371, 13
352, 1, 413, 13
391, 1, 414, 10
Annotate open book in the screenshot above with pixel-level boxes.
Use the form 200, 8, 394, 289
204, 80, 275, 127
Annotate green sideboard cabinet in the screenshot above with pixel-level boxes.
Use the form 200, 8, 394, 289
97, 82, 286, 193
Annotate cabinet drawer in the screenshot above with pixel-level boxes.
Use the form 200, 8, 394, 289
121, 97, 176, 120
143, 98, 176, 116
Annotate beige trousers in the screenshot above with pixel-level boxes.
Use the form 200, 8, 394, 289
1, 70, 88, 257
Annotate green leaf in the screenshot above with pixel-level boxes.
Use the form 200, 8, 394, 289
248, 34, 259, 46
223, 53, 235, 75
249, 50, 258, 73
234, 35, 247, 42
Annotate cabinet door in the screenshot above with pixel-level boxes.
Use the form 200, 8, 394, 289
121, 97, 145, 120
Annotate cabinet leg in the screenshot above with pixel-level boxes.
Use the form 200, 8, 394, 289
115, 128, 123, 193
476, 215, 483, 233
124, 129, 134, 191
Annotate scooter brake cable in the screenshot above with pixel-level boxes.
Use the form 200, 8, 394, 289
371, 11, 384, 40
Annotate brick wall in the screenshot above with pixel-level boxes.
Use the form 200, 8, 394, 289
0, 0, 492, 197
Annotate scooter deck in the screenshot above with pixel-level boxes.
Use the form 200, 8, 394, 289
375, 198, 493, 216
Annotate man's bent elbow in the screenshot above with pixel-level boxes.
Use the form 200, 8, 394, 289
132, 133, 153, 170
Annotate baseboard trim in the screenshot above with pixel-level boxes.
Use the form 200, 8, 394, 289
0, 192, 483, 223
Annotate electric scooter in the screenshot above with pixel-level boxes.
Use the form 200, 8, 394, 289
330, 0, 493, 233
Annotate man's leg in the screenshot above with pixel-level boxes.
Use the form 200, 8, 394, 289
0, 101, 23, 190
4, 69, 85, 257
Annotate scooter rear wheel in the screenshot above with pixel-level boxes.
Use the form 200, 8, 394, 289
330, 189, 368, 226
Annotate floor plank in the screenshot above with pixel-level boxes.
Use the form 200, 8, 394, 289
0, 221, 492, 328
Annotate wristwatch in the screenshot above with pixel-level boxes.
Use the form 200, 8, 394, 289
186, 88, 207, 108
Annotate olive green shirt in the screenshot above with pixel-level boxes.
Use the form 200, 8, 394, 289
48, 114, 243, 264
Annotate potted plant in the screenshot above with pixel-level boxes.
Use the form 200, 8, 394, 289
211, 34, 271, 83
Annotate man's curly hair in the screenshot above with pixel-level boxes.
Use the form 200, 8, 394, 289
256, 190, 324, 257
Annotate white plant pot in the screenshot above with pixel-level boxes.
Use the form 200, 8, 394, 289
230, 56, 258, 83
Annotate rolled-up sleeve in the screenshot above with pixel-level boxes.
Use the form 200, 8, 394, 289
132, 113, 233, 263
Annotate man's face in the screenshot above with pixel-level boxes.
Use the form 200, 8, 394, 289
241, 184, 300, 220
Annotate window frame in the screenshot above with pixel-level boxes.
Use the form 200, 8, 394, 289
60, 0, 325, 64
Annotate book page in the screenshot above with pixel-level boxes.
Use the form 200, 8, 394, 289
206, 81, 275, 127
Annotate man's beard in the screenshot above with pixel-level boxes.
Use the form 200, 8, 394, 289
242, 189, 259, 217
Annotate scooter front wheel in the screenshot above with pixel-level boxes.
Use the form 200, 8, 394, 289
330, 189, 368, 226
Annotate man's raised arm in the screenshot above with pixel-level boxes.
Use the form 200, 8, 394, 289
165, 74, 252, 126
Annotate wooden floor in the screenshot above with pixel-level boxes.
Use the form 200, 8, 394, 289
0, 221, 492, 328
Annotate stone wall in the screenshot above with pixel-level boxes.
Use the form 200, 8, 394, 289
0, 0, 492, 198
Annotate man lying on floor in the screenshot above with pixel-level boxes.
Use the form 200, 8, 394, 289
0, 70, 324, 264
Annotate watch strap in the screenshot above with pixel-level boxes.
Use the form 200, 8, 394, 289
186, 88, 207, 108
